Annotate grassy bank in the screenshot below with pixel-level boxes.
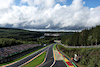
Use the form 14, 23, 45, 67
53, 43, 57, 50
57, 45, 100, 67
22, 52, 46, 67
0, 44, 51, 66
0, 47, 41, 66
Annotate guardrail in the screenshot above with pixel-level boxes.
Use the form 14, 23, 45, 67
60, 43, 100, 48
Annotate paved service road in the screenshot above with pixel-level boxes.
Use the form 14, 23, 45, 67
60, 43, 100, 48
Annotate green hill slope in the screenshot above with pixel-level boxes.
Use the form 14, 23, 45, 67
0, 28, 43, 47
0, 28, 43, 40
61, 25, 100, 46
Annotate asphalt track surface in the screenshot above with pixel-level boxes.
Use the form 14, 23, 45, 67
53, 60, 66, 67
41, 45, 54, 67
6, 44, 67, 67
8, 45, 51, 67
41, 44, 67, 67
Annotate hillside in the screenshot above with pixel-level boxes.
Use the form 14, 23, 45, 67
58, 45, 100, 67
0, 28, 75, 48
61, 25, 100, 46
0, 28, 43, 47
0, 28, 43, 40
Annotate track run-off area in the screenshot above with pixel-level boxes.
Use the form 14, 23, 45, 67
51, 44, 77, 67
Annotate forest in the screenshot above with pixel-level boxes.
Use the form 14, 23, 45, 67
0, 28, 44, 47
61, 25, 100, 46
0, 28, 62, 48
0, 28, 43, 40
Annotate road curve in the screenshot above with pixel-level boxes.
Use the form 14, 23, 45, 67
41, 44, 67, 67
4, 45, 52, 67
40, 44, 54, 67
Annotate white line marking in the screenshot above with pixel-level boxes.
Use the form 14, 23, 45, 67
50, 60, 56, 67
45, 47, 50, 60
50, 45, 56, 67
37, 47, 50, 67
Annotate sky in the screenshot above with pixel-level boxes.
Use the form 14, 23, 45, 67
0, 0, 100, 31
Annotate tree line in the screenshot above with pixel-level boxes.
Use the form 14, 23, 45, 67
61, 25, 100, 46
0, 28, 62, 48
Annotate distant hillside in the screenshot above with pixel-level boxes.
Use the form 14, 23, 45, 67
0, 28, 75, 47
0, 28, 44, 47
61, 25, 100, 46
0, 28, 43, 41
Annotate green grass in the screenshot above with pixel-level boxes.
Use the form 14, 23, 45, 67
58, 44, 100, 67
22, 52, 46, 67
0, 44, 52, 66
0, 47, 41, 66
54, 44, 57, 50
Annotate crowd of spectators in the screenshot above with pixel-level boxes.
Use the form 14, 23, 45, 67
0, 44, 39, 60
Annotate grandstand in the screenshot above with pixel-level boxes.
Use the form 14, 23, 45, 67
0, 44, 40, 60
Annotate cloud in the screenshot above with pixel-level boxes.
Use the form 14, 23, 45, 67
0, 0, 14, 10
0, 0, 100, 30
45, 24, 50, 28
21, 0, 55, 9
